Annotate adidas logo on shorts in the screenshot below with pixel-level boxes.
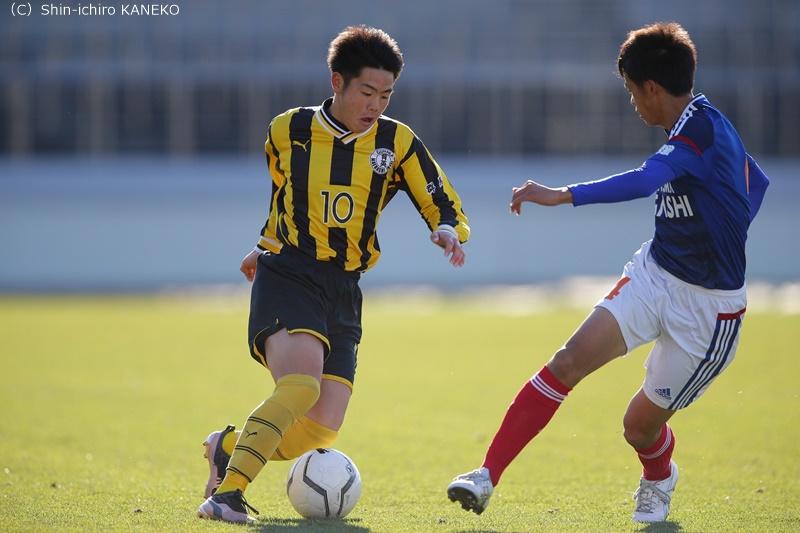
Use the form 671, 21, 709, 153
654, 388, 672, 401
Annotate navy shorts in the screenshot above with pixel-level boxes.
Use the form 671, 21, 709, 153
247, 247, 363, 388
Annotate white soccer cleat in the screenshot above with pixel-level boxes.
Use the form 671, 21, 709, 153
632, 460, 679, 523
447, 467, 494, 515
197, 489, 259, 523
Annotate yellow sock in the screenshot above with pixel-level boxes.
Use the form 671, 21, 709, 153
218, 374, 320, 494
222, 430, 238, 456
214, 431, 244, 493
216, 471, 249, 495
271, 415, 339, 460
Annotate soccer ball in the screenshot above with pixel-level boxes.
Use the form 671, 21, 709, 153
286, 448, 362, 519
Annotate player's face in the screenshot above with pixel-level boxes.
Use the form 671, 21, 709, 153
330, 67, 395, 133
624, 76, 658, 127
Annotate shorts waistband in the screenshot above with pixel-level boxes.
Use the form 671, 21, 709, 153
646, 252, 746, 299
280, 245, 361, 281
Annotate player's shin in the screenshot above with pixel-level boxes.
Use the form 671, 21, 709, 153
481, 365, 572, 485
636, 424, 675, 481
217, 374, 321, 494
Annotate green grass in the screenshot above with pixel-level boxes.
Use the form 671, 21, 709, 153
1, 292, 798, 532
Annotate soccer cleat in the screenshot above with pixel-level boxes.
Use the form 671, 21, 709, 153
447, 467, 494, 515
202, 424, 236, 499
197, 489, 259, 523
632, 460, 679, 523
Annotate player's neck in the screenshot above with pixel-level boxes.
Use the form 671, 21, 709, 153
662, 94, 694, 131
326, 98, 346, 129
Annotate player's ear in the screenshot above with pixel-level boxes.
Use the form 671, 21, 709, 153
331, 72, 344, 94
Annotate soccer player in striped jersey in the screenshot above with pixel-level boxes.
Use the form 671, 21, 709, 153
198, 25, 469, 523
447, 22, 768, 523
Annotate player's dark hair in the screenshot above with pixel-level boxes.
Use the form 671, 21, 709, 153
327, 25, 404, 86
617, 22, 696, 96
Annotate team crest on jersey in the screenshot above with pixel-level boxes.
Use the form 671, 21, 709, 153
657, 144, 675, 156
370, 148, 395, 175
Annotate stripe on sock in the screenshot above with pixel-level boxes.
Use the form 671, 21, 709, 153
530, 371, 569, 404
638, 427, 673, 460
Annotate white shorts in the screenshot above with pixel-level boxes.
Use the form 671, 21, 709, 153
597, 240, 747, 410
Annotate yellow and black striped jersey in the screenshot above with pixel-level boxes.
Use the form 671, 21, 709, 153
256, 98, 470, 273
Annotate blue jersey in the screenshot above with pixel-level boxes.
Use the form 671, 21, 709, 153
649, 95, 753, 289
570, 94, 769, 290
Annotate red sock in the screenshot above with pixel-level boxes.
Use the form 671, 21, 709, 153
481, 365, 572, 486
636, 424, 675, 481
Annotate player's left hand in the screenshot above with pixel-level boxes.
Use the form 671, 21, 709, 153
430, 230, 465, 267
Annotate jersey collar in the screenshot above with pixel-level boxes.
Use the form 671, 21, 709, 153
667, 93, 708, 137
316, 98, 377, 145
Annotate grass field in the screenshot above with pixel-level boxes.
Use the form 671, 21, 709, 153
1, 291, 798, 532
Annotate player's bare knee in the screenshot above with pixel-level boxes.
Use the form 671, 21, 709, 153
548, 349, 587, 387
623, 427, 646, 449
622, 419, 660, 450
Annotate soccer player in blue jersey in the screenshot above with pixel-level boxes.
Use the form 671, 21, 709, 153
197, 25, 469, 523
448, 22, 768, 523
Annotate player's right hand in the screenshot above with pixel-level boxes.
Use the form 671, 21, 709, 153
510, 180, 573, 214
240, 249, 261, 282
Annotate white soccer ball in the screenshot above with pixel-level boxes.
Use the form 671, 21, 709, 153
286, 448, 362, 519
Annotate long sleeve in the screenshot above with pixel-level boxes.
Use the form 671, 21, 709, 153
568, 159, 676, 206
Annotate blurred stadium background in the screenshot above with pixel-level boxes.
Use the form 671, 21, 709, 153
1, 0, 798, 295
